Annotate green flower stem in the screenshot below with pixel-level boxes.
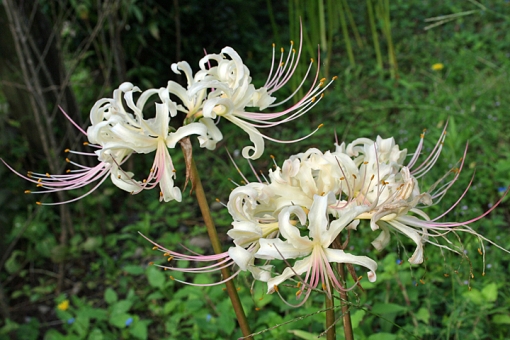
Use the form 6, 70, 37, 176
191, 159, 252, 338
325, 292, 336, 340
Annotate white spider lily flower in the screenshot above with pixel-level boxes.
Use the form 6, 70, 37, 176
195, 39, 335, 159
256, 193, 377, 305
1, 105, 140, 205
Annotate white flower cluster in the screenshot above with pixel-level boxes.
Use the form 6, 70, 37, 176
13, 43, 334, 205
206, 131, 501, 303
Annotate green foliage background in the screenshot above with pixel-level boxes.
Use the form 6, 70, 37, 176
1, 0, 510, 339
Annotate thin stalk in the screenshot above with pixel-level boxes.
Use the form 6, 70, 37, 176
266, 0, 281, 47
366, 0, 383, 70
325, 0, 336, 78
383, 0, 397, 79
343, 0, 363, 48
338, 0, 355, 67
191, 159, 252, 338
325, 291, 336, 340
333, 237, 354, 340
338, 263, 354, 340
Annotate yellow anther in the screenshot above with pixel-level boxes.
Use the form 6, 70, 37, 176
270, 154, 275, 159
280, 62, 284, 67
320, 77, 326, 82
364, 161, 369, 165
163, 252, 170, 256
36, 201, 42, 205
272, 43, 275, 48
164, 268, 168, 270
273, 285, 279, 292
66, 169, 71, 173
423, 128, 427, 133
482, 272, 486, 276
169, 276, 175, 280
46, 173, 51, 177
292, 48, 296, 53
118, 175, 121, 179
215, 198, 220, 202
471, 273, 474, 279
370, 175, 375, 180
65, 158, 70, 163
64, 148, 70, 153
358, 276, 363, 281
237, 287, 241, 291
255, 307, 261, 311
340, 177, 345, 180
419, 279, 425, 284
311, 96, 316, 103
83, 142, 89, 146
281, 47, 284, 53
310, 58, 314, 63
454, 270, 459, 274
167, 256, 174, 262
172, 169, 176, 173
37, 184, 43, 187
24, 190, 31, 194
332, 76, 338, 80
152, 246, 158, 250
322, 283, 327, 290
320, 93, 324, 98
352, 174, 357, 179
149, 262, 154, 265
477, 248, 483, 255
160, 192, 163, 197
420, 133, 425, 138
295, 290, 302, 297
468, 286, 472, 291
444, 273, 449, 277
27, 172, 33, 178
318, 123, 324, 129
290, 40, 294, 45
150, 168, 155, 172
222, 288, 227, 291
143, 179, 147, 183
296, 282, 301, 288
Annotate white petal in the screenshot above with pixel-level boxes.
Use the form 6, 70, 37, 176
248, 265, 273, 282
256, 238, 310, 260
277, 205, 310, 249
388, 220, 424, 264
166, 122, 208, 148
228, 246, 253, 271
266, 256, 312, 293
227, 221, 263, 247
324, 248, 378, 282
371, 222, 391, 250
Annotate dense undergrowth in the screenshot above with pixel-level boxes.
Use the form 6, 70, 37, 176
1, 1, 510, 339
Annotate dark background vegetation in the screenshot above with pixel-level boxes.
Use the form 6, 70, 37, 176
1, 0, 510, 339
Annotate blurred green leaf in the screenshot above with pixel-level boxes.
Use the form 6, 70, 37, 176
5, 250, 24, 274
104, 288, 118, 304
146, 266, 165, 290
108, 313, 132, 329
129, 320, 150, 340
111, 300, 132, 316
481, 282, 498, 302
493, 314, 510, 324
